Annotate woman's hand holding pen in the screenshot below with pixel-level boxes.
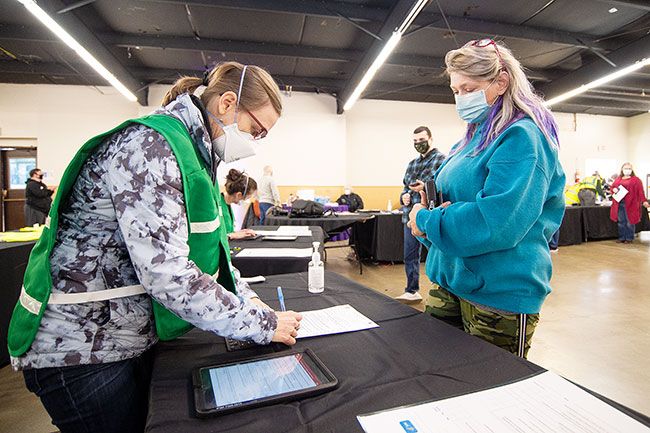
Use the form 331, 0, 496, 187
272, 311, 302, 345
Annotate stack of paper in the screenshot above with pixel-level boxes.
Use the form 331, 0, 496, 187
235, 248, 313, 258
276, 226, 312, 237
357, 371, 650, 433
297, 305, 378, 339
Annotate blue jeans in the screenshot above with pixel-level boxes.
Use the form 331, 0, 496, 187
23, 351, 152, 433
259, 202, 273, 224
549, 229, 560, 250
403, 224, 422, 293
618, 202, 635, 241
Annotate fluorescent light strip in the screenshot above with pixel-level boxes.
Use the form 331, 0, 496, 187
544, 57, 650, 107
343, 32, 401, 111
343, 0, 428, 111
17, 0, 138, 102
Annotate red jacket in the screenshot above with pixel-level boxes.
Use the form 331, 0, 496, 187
610, 176, 647, 224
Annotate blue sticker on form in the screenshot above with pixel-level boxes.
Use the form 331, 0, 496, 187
399, 420, 418, 433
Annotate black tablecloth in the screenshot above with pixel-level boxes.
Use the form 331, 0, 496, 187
264, 214, 373, 239
558, 206, 584, 246
146, 271, 650, 432
0, 241, 36, 366
352, 213, 406, 262
230, 226, 325, 277
582, 205, 650, 240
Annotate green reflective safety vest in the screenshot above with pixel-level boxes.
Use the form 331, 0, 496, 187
8, 115, 236, 357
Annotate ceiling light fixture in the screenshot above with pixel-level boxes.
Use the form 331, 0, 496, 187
16, 0, 138, 102
608, 7, 618, 13
544, 57, 650, 107
342, 0, 428, 111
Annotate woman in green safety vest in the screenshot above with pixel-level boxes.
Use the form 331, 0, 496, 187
8, 61, 302, 433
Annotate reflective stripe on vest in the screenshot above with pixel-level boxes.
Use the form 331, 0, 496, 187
7, 114, 237, 357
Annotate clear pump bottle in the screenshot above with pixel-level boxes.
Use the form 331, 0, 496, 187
308, 242, 324, 293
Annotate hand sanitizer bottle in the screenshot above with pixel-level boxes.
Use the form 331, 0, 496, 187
308, 242, 324, 293
387, 199, 393, 212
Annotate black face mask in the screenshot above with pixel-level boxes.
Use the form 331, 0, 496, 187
37, 174, 43, 180
414, 140, 430, 154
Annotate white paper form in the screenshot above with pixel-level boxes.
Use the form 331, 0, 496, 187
276, 226, 312, 237
253, 229, 280, 236
613, 185, 629, 202
297, 305, 378, 339
235, 248, 313, 258
357, 371, 650, 433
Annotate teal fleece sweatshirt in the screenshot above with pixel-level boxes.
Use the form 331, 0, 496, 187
415, 117, 565, 314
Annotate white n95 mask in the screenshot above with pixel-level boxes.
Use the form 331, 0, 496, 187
210, 120, 257, 164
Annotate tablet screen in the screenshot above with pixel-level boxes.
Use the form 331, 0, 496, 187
198, 351, 334, 411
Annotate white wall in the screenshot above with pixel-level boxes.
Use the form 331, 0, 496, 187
627, 112, 650, 194
553, 112, 629, 182
0, 83, 638, 190
0, 84, 139, 184
345, 98, 465, 186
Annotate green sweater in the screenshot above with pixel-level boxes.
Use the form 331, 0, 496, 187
415, 117, 565, 314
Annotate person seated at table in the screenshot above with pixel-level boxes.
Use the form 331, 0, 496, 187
222, 168, 259, 240
8, 61, 302, 433
609, 162, 649, 244
407, 39, 565, 358
336, 186, 364, 212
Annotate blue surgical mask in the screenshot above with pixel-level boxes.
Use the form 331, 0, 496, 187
454, 80, 497, 123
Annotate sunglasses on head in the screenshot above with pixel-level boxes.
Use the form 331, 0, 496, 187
464, 38, 504, 64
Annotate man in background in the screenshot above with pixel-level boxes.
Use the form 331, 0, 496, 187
24, 168, 55, 226
258, 165, 281, 224
396, 126, 445, 303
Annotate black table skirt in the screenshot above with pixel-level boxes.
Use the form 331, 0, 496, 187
583, 205, 650, 240
145, 271, 650, 432
558, 206, 584, 246
264, 214, 372, 239
0, 241, 36, 366
351, 213, 426, 263
230, 226, 325, 277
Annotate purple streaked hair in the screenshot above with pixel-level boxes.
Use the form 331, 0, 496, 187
446, 41, 560, 157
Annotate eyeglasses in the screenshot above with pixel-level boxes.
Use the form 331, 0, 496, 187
464, 38, 503, 64
240, 104, 268, 140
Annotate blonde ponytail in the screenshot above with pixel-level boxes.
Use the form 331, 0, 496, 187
162, 61, 282, 116
162, 76, 204, 106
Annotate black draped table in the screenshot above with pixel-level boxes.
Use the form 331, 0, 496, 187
145, 271, 650, 432
352, 212, 407, 262
558, 206, 584, 246
0, 241, 36, 366
264, 214, 373, 240
555, 205, 650, 246
229, 226, 325, 277
583, 205, 650, 240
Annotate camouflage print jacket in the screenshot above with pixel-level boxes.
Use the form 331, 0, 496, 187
12, 94, 277, 370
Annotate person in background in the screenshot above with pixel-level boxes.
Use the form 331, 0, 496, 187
408, 39, 565, 358
396, 126, 446, 303
9, 61, 302, 433
258, 165, 281, 223
222, 169, 259, 240
610, 162, 649, 244
336, 186, 364, 212
24, 168, 55, 226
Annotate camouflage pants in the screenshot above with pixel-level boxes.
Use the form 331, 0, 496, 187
424, 283, 539, 358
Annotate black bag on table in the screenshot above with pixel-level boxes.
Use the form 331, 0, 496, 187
290, 199, 325, 218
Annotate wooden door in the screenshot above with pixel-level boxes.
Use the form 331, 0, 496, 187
1, 148, 37, 231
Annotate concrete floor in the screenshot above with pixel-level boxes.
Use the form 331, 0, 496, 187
2, 237, 649, 432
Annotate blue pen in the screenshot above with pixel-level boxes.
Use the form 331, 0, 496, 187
277, 286, 286, 312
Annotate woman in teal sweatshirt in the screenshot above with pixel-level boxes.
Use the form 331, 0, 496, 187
408, 39, 565, 358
